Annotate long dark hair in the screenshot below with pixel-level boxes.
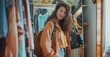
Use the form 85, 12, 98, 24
45, 2, 72, 34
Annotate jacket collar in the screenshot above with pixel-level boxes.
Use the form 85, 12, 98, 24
52, 19, 62, 30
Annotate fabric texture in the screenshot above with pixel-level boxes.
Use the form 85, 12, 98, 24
5, 4, 18, 57
60, 30, 68, 48
104, 48, 110, 57
0, 0, 8, 38
23, 0, 34, 56
24, 0, 32, 53
60, 48, 66, 57
27, 0, 34, 57
34, 14, 39, 33
40, 19, 71, 57
38, 9, 49, 33
0, 38, 6, 51
17, 0, 26, 57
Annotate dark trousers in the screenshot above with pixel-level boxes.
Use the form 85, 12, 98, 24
0, 38, 6, 57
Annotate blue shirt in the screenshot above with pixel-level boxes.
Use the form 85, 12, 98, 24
0, 0, 8, 38
38, 11, 49, 33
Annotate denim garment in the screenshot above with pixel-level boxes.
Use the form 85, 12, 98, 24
38, 10, 49, 33
5, 0, 14, 17
0, 0, 8, 38
38, 8, 47, 15
60, 48, 66, 57
33, 14, 39, 33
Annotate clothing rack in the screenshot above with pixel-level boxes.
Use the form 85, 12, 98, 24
30, 3, 56, 11
34, 7, 55, 10
34, 3, 56, 7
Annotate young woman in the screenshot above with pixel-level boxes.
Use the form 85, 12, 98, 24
40, 2, 72, 57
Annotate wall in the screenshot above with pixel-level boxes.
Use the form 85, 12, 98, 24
83, 0, 96, 57
103, 0, 110, 56
72, 0, 80, 7
63, 0, 80, 7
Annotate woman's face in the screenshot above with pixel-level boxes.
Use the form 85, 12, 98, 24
56, 7, 66, 20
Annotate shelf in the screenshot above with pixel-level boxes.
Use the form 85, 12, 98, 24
82, 5, 88, 7
30, 3, 56, 7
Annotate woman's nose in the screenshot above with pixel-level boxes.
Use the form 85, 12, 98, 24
61, 12, 64, 16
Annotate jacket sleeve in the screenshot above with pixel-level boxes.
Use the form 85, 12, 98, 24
40, 21, 58, 57
66, 33, 71, 57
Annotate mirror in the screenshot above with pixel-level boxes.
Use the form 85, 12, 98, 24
32, 0, 85, 57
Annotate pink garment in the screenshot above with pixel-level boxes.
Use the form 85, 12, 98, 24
5, 0, 24, 56
14, 0, 24, 46
5, 4, 18, 57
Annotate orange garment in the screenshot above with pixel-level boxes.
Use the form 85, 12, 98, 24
40, 19, 71, 57
60, 29, 68, 48
73, 19, 81, 28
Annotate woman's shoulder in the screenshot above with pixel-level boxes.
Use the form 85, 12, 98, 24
44, 20, 55, 29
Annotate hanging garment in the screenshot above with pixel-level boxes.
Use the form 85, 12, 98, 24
33, 10, 39, 33
38, 8, 47, 15
22, 7, 30, 57
35, 10, 39, 33
24, 18, 30, 57
14, 0, 25, 51
33, 14, 37, 32
5, 0, 14, 17
38, 9, 49, 33
17, 0, 26, 57
24, 0, 32, 52
27, 0, 34, 56
0, 0, 14, 57
23, 0, 34, 57
0, 0, 8, 38
27, 0, 34, 51
0, 0, 8, 57
5, 4, 18, 57
14, 0, 20, 23
0, 37, 6, 57
14, 0, 24, 47
29, 0, 34, 20
33, 14, 39, 33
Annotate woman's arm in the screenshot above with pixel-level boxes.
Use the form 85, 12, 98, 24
40, 21, 58, 57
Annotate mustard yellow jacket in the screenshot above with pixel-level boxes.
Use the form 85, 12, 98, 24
40, 19, 71, 57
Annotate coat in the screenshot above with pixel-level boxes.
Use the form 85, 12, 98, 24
40, 19, 71, 57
